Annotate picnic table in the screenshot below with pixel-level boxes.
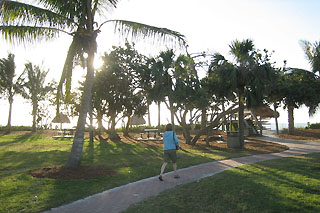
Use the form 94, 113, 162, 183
53, 128, 75, 138
144, 129, 158, 139
138, 129, 162, 141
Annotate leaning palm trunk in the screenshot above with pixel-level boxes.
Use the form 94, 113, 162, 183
65, 52, 95, 168
0, 0, 186, 170
288, 106, 295, 135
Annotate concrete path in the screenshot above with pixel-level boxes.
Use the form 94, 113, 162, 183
45, 132, 320, 213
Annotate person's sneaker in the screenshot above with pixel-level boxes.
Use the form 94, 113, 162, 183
174, 174, 180, 179
159, 175, 163, 181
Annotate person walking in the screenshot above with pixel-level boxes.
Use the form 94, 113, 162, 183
159, 123, 180, 181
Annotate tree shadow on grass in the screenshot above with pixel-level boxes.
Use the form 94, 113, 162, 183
223, 154, 320, 212
0, 149, 69, 177
0, 134, 44, 147
129, 153, 320, 213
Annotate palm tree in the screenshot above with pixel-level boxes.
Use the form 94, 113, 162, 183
300, 40, 320, 74
150, 50, 176, 128
20, 62, 54, 133
209, 39, 274, 148
228, 39, 256, 147
299, 40, 320, 130
279, 68, 320, 134
0, 53, 23, 133
0, 0, 186, 168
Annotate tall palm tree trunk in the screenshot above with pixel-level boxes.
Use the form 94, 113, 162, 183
201, 108, 206, 130
109, 114, 120, 141
181, 112, 192, 144
157, 101, 161, 134
124, 115, 131, 137
238, 92, 245, 148
6, 97, 13, 133
169, 100, 175, 130
89, 100, 94, 143
65, 52, 95, 168
32, 101, 37, 133
274, 103, 279, 134
147, 103, 151, 126
288, 106, 295, 135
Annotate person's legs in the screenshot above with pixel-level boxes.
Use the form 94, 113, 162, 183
159, 162, 167, 181
160, 150, 180, 181
173, 163, 177, 173
160, 162, 168, 175
173, 163, 180, 178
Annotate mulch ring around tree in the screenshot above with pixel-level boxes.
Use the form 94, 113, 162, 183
29, 165, 117, 180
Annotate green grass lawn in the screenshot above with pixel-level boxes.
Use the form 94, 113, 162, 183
0, 133, 287, 212
125, 152, 320, 213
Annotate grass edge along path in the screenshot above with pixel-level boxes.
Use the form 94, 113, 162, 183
124, 152, 320, 213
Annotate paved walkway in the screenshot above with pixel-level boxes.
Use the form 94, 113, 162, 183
46, 131, 320, 213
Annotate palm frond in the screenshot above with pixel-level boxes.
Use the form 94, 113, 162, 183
0, 53, 15, 88
37, 0, 86, 22
300, 40, 320, 73
58, 36, 85, 104
0, 0, 75, 30
308, 105, 319, 117
36, 0, 118, 23
208, 53, 227, 71
229, 39, 255, 64
0, 25, 61, 43
107, 19, 186, 48
92, 0, 120, 16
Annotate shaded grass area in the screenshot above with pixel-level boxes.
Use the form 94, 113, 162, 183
0, 133, 287, 212
125, 153, 320, 213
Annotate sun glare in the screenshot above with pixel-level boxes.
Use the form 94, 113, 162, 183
94, 57, 104, 70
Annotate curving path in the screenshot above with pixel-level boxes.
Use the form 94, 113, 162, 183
45, 131, 320, 213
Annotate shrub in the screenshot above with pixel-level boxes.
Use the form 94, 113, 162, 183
118, 124, 186, 133
308, 123, 320, 129
0, 126, 32, 131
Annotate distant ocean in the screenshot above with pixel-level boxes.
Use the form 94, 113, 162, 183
268, 123, 307, 130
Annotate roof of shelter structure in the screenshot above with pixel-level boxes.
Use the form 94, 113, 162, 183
130, 115, 146, 126
51, 113, 71, 124
249, 106, 279, 118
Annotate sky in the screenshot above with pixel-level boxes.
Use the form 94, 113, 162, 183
1, 0, 320, 128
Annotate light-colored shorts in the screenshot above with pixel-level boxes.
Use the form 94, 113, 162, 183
164, 149, 177, 163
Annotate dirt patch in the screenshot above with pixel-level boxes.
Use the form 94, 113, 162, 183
244, 137, 289, 153
122, 132, 288, 154
278, 129, 320, 140
29, 165, 116, 180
